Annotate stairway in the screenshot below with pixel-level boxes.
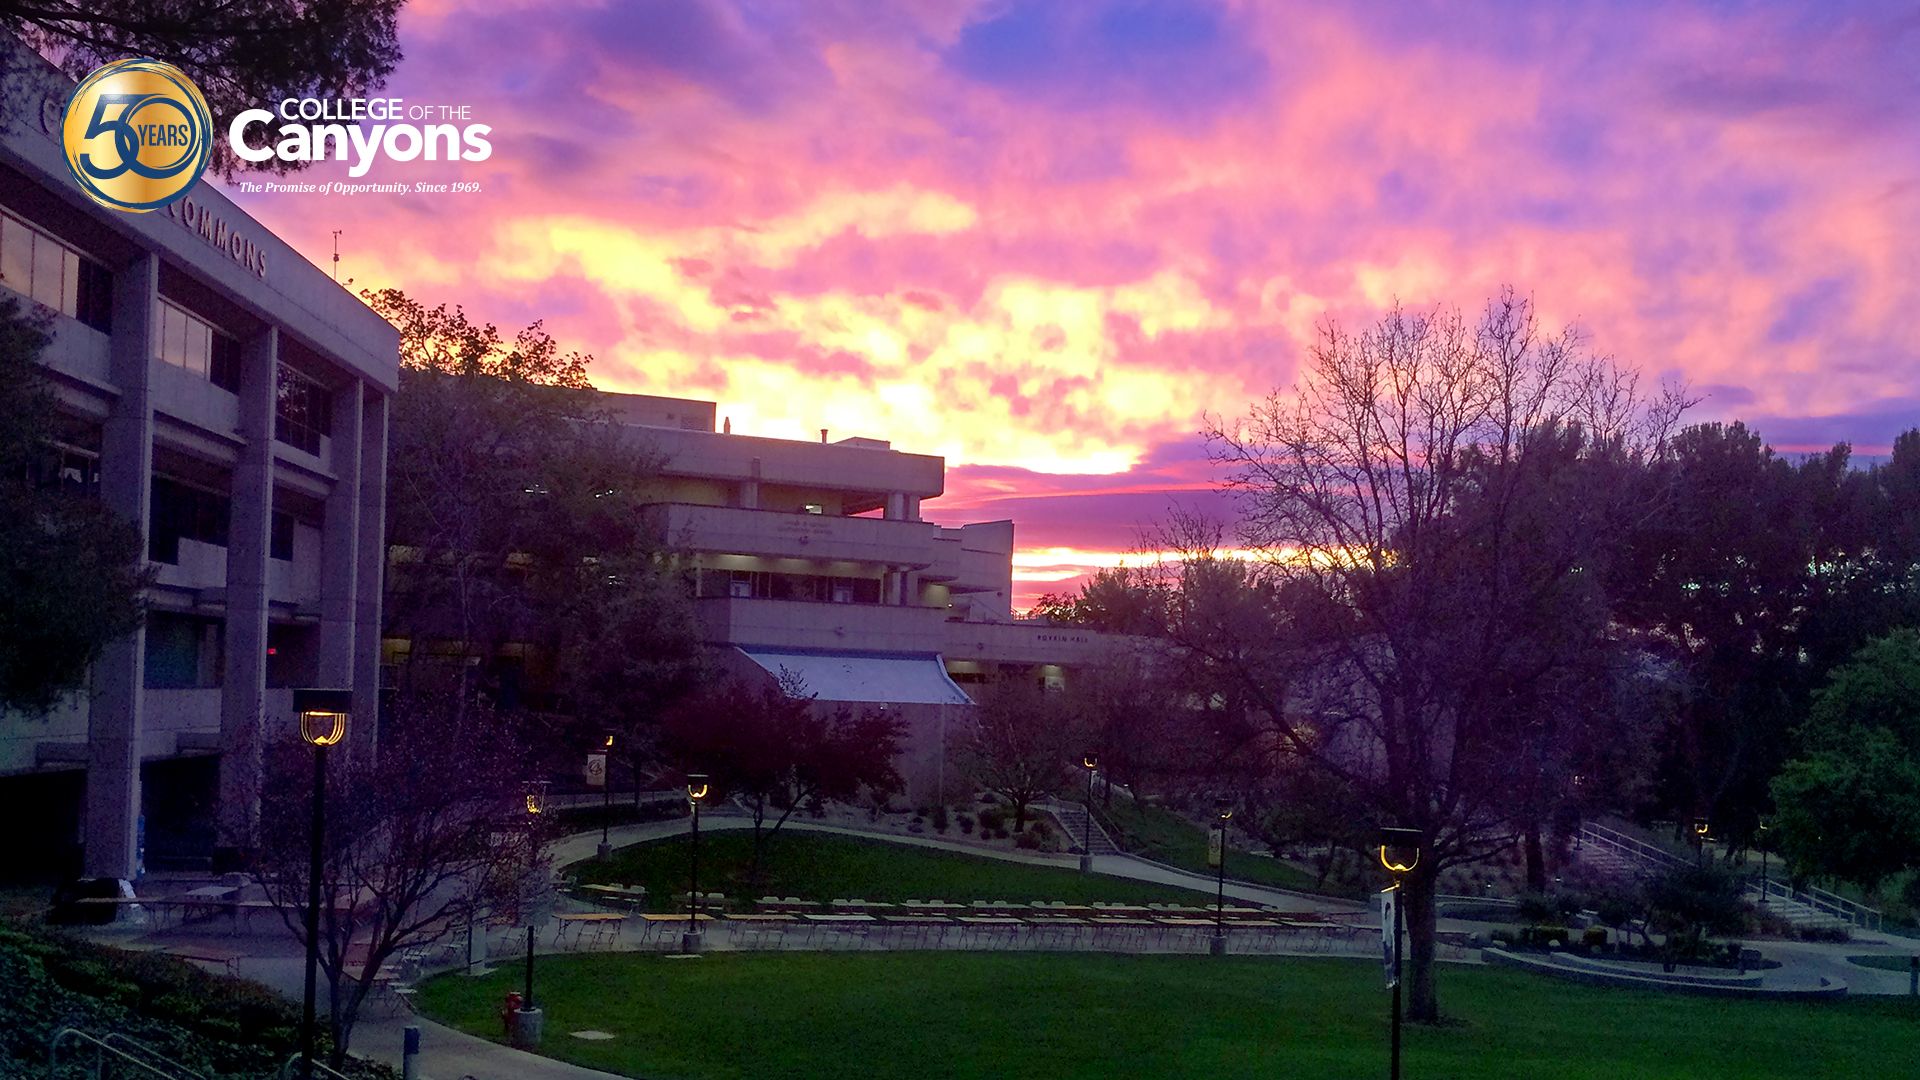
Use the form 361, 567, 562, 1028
1044, 803, 1123, 857
1574, 822, 1879, 933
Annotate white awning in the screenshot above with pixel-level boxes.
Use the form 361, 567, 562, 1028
735, 648, 973, 706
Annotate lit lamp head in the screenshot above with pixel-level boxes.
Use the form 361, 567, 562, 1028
1692, 817, 1711, 841
1214, 796, 1234, 824
1082, 753, 1099, 772
603, 733, 616, 751
1378, 826, 1423, 876
686, 773, 710, 804
524, 780, 548, 817
293, 688, 351, 748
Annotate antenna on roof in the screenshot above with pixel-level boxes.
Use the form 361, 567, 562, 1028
723, 417, 731, 434
331, 229, 342, 282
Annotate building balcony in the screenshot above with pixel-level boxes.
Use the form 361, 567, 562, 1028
694, 596, 952, 654
646, 503, 941, 568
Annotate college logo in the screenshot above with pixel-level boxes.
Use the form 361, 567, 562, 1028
61, 59, 213, 214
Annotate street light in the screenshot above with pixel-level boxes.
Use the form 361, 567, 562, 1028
1079, 754, 1099, 873
684, 773, 709, 954
294, 688, 350, 1080
1692, 817, 1711, 865
1210, 797, 1233, 956
597, 734, 616, 861
1757, 820, 1771, 903
1377, 826, 1422, 1080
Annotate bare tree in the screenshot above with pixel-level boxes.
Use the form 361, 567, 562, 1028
254, 694, 543, 1066
963, 678, 1073, 832
1190, 289, 1689, 1021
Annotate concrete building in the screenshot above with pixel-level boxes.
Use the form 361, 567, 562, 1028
0, 47, 399, 885
595, 392, 1146, 797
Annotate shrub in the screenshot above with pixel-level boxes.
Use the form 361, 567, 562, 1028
1798, 925, 1852, 943
932, 804, 950, 832
957, 813, 975, 835
979, 806, 1009, 833
1582, 926, 1609, 950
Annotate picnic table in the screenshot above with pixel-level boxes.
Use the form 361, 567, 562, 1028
163, 944, 247, 976
552, 912, 625, 950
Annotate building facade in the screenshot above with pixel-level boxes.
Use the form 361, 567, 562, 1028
0, 45, 399, 885
596, 393, 1145, 797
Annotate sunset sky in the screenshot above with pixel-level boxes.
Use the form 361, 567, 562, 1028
224, 0, 1920, 610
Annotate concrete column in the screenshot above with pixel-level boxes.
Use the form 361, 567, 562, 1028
350, 390, 387, 763
905, 495, 921, 521
215, 326, 276, 866
85, 252, 156, 884
317, 382, 363, 688
738, 457, 761, 509
885, 492, 906, 520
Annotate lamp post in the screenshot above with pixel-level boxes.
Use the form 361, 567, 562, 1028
596, 734, 615, 861
512, 780, 548, 1049
1692, 817, 1711, 866
293, 689, 350, 1080
1757, 820, 1771, 903
684, 773, 709, 954
1378, 826, 1423, 1080
1079, 754, 1099, 873
1210, 797, 1233, 956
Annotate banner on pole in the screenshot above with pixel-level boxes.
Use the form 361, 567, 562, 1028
1207, 825, 1223, 868
585, 752, 607, 788
1381, 886, 1399, 988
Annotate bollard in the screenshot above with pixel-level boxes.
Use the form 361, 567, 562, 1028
402, 1025, 421, 1080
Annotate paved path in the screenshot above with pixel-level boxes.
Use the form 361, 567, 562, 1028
104, 817, 1920, 1080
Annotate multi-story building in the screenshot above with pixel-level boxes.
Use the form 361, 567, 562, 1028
0, 45, 399, 887
597, 393, 1144, 796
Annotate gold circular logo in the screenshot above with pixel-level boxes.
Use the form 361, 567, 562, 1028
62, 59, 213, 214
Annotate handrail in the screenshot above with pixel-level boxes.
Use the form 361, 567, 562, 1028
1578, 822, 1689, 871
1752, 877, 1882, 931
277, 1053, 357, 1080
48, 1028, 206, 1079
103, 1033, 213, 1079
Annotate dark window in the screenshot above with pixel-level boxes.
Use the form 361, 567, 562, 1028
75, 260, 112, 332
149, 476, 230, 564
270, 511, 294, 561
210, 332, 240, 392
275, 365, 332, 454
144, 614, 203, 689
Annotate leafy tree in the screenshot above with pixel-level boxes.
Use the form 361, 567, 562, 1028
4, 0, 403, 175
1770, 629, 1920, 891
254, 692, 540, 1067
964, 678, 1073, 832
0, 296, 145, 713
1644, 863, 1749, 961
370, 288, 703, 759
1196, 290, 1688, 1021
663, 673, 904, 886
1030, 566, 1171, 635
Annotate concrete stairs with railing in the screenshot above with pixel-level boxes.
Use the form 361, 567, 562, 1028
1573, 820, 1878, 932
1042, 802, 1124, 857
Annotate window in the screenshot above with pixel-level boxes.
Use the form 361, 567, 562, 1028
0, 211, 112, 332
144, 612, 219, 689
25, 444, 99, 497
157, 300, 240, 391
149, 475, 230, 564
802, 503, 825, 515
275, 365, 332, 454
270, 511, 294, 561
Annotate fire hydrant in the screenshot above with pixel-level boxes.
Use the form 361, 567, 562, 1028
502, 991, 524, 1035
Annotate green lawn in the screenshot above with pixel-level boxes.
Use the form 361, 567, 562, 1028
419, 952, 1920, 1080
1100, 799, 1366, 899
1846, 953, 1918, 972
568, 830, 1213, 911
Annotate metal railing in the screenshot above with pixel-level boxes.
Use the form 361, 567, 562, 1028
1577, 821, 1690, 872
47, 1029, 208, 1080
1752, 877, 1883, 931
275, 1053, 357, 1080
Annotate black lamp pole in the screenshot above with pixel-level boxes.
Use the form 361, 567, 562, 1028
301, 741, 326, 1079
600, 736, 615, 857
1080, 754, 1098, 873
293, 688, 350, 1080
1378, 826, 1423, 1080
1212, 797, 1232, 954
685, 774, 708, 952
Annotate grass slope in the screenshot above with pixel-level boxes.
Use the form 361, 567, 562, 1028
420, 952, 1917, 1080
1100, 799, 1366, 899
569, 830, 1212, 910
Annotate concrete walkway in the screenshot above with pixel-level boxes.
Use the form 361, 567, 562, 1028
103, 816, 1920, 1080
